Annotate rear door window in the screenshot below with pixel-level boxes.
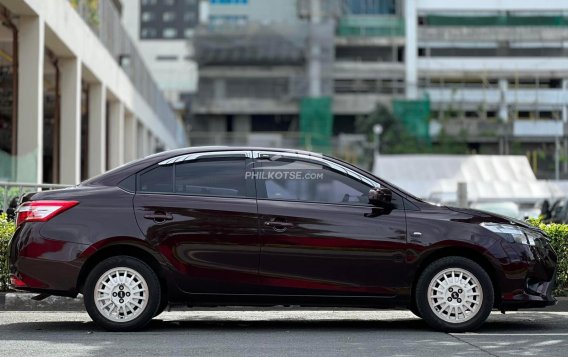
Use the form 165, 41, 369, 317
138, 165, 174, 193
174, 157, 252, 198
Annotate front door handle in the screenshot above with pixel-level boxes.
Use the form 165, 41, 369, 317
144, 212, 173, 223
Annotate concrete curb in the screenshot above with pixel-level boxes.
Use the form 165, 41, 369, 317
0, 293, 85, 311
2, 292, 568, 312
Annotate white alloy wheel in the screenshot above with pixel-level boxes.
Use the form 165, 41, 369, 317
427, 267, 483, 323
94, 267, 149, 323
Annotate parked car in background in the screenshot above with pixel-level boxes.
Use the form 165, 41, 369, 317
548, 198, 568, 224
470, 201, 521, 220
9, 147, 557, 332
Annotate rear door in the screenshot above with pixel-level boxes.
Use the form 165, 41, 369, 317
133, 151, 261, 294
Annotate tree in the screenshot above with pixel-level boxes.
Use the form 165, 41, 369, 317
355, 103, 468, 155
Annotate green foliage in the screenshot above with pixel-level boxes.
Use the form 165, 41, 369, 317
0, 213, 15, 291
528, 218, 568, 295
0, 187, 23, 207
69, 0, 100, 27
355, 104, 468, 155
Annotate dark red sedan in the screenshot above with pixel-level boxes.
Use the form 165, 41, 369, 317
9, 147, 557, 331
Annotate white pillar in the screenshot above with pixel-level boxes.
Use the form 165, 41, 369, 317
562, 79, 568, 123
404, 0, 418, 99
124, 114, 137, 163
147, 131, 155, 155
198, 0, 210, 25
137, 123, 146, 158
108, 101, 125, 169
498, 78, 509, 122
16, 16, 44, 183
59, 57, 82, 185
88, 83, 106, 177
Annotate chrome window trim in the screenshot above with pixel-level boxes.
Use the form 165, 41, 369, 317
158, 150, 252, 166
252, 150, 380, 188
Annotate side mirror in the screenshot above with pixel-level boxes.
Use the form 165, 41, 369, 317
368, 187, 392, 206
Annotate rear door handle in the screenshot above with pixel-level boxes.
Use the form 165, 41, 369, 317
264, 221, 293, 228
264, 219, 293, 232
144, 212, 173, 222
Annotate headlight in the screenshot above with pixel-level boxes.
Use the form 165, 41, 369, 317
480, 223, 538, 246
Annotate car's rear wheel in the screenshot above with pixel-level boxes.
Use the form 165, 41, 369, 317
415, 256, 494, 332
83, 256, 161, 331
154, 295, 169, 317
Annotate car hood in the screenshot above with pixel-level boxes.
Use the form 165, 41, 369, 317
445, 206, 541, 233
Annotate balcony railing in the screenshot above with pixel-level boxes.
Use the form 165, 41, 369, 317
424, 15, 568, 27
69, 0, 181, 139
337, 16, 404, 37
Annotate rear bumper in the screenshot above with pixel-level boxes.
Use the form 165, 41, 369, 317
9, 224, 88, 295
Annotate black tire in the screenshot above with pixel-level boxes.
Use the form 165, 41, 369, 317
154, 295, 169, 317
83, 256, 161, 331
415, 256, 494, 332
409, 301, 422, 318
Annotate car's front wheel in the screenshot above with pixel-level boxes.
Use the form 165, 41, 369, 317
83, 256, 161, 331
415, 256, 494, 332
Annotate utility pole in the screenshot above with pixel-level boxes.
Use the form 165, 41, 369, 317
555, 136, 560, 181
308, 0, 322, 97
404, 0, 417, 99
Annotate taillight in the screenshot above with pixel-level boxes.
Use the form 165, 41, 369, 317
16, 200, 79, 227
10, 275, 27, 288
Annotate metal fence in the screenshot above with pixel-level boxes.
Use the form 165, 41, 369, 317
0, 182, 71, 215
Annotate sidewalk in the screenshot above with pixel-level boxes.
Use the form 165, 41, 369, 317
2, 292, 568, 312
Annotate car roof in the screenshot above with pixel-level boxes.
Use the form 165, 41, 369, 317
82, 146, 324, 187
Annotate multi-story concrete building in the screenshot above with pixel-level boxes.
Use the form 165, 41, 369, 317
413, 0, 568, 179
122, 0, 200, 122
191, 0, 568, 178
0, 0, 187, 185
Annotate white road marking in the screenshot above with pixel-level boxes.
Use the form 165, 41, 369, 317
453, 333, 568, 336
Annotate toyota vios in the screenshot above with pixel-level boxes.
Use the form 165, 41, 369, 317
9, 147, 557, 331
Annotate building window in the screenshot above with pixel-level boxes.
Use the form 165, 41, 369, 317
184, 28, 193, 38
163, 28, 178, 38
183, 12, 196, 22
156, 55, 179, 61
210, 15, 248, 26
141, 12, 154, 22
141, 0, 158, 5
163, 11, 176, 22
141, 27, 158, 38
140, 0, 199, 39
210, 0, 248, 4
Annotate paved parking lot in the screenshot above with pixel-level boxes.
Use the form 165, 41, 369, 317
1, 310, 567, 356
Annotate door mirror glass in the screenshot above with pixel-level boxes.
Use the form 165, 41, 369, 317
368, 187, 392, 206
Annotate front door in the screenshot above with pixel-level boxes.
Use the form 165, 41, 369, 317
253, 152, 408, 297
133, 151, 260, 294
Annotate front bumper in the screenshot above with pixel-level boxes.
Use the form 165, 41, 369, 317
499, 236, 557, 310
